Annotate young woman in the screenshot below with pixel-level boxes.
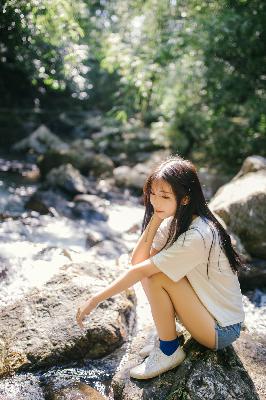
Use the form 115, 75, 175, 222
76, 155, 246, 380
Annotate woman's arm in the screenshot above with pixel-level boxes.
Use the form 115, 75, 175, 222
130, 213, 163, 265
76, 257, 161, 329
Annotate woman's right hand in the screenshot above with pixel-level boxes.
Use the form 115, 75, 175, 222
152, 212, 164, 224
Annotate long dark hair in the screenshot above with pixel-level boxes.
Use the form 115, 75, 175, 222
141, 154, 247, 277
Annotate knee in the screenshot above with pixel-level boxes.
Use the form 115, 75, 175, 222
148, 272, 164, 286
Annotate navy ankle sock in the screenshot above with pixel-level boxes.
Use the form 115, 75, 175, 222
159, 336, 180, 356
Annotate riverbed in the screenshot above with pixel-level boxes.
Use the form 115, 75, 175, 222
0, 153, 265, 399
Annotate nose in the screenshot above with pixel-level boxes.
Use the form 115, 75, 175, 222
152, 196, 162, 210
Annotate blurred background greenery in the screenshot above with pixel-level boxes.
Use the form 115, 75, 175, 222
0, 0, 265, 172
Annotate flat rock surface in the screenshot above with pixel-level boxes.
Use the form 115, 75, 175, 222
0, 256, 136, 376
111, 332, 259, 400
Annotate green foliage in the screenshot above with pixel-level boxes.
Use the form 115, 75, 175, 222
195, 0, 266, 168
1, 0, 265, 169
0, 0, 87, 104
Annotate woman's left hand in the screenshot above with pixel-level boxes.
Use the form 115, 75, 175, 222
76, 297, 99, 329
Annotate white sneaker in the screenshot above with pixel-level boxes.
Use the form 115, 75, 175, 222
139, 337, 159, 358
130, 346, 186, 380
139, 334, 185, 358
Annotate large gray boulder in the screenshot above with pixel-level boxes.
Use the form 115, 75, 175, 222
113, 150, 170, 189
113, 164, 148, 189
209, 156, 266, 258
88, 153, 114, 178
12, 124, 68, 155
0, 256, 136, 376
45, 164, 90, 195
25, 188, 74, 217
37, 141, 94, 176
38, 140, 114, 178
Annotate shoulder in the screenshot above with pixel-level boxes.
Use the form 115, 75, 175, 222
188, 216, 219, 247
180, 216, 216, 247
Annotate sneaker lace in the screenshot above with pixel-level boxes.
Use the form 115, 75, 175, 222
145, 347, 162, 367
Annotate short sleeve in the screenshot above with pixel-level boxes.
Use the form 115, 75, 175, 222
152, 217, 173, 250
151, 228, 206, 282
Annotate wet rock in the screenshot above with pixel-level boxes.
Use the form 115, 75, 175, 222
0, 256, 136, 376
73, 194, 109, 208
72, 193, 109, 221
39, 145, 114, 179
46, 164, 90, 195
86, 231, 107, 248
72, 202, 108, 222
0, 256, 9, 280
209, 156, 266, 258
88, 153, 114, 178
38, 143, 94, 176
113, 165, 147, 190
48, 382, 106, 400
12, 125, 68, 155
0, 373, 45, 400
25, 188, 110, 221
25, 189, 73, 217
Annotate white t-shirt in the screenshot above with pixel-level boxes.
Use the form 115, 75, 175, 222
151, 215, 245, 327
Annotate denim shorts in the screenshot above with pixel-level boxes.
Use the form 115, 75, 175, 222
214, 321, 242, 350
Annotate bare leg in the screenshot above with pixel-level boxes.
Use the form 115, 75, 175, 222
142, 274, 216, 350
141, 277, 180, 340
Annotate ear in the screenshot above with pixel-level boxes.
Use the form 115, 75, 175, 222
181, 195, 190, 205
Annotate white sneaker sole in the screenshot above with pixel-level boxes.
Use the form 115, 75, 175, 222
130, 348, 186, 380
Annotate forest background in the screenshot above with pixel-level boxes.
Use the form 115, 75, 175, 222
1, 0, 265, 173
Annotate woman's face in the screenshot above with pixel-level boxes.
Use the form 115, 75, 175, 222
150, 179, 178, 219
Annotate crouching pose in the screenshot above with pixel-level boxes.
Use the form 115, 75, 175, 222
76, 155, 246, 380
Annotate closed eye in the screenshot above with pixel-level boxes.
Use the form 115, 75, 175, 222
150, 192, 170, 199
